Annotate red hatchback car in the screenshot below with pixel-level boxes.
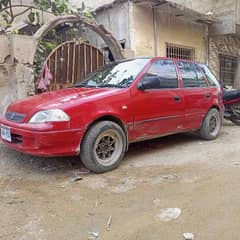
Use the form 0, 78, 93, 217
0, 57, 223, 172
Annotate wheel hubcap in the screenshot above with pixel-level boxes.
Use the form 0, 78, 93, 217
208, 111, 220, 136
209, 116, 217, 133
96, 136, 116, 159
94, 130, 123, 166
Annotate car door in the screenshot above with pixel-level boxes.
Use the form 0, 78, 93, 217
131, 59, 185, 141
176, 60, 213, 130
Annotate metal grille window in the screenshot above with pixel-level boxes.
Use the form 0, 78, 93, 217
220, 54, 238, 87
166, 43, 195, 60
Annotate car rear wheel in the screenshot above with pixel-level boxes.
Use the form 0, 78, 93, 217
80, 121, 126, 173
199, 108, 221, 140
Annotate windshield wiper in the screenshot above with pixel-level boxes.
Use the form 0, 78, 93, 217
74, 84, 97, 88
97, 84, 125, 88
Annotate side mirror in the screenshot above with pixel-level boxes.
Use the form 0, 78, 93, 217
137, 75, 160, 90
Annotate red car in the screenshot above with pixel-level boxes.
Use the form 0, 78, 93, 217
0, 57, 223, 172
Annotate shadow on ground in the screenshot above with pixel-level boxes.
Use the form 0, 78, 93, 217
0, 121, 234, 176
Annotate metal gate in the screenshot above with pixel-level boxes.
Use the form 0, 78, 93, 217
43, 41, 104, 91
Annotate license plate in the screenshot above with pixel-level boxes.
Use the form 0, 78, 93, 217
1, 125, 11, 142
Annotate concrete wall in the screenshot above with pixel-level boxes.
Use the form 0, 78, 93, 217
83, 2, 207, 61
81, 2, 132, 57
130, 4, 207, 62
71, 0, 115, 10
12, 35, 37, 98
173, 0, 237, 35
80, 0, 238, 36
0, 36, 11, 114
0, 35, 37, 114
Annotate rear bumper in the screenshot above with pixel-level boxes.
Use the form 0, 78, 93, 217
0, 116, 84, 157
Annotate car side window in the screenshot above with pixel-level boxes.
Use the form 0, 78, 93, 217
200, 64, 220, 88
144, 59, 178, 89
177, 61, 208, 88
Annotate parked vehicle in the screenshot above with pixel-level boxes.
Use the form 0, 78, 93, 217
223, 88, 240, 125
0, 57, 223, 173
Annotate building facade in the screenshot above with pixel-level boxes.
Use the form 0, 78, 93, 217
84, 0, 240, 88
84, 1, 210, 63
0, 0, 240, 114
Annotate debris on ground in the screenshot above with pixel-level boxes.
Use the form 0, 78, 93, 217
183, 232, 194, 240
157, 208, 181, 222
70, 176, 83, 182
160, 174, 178, 181
88, 231, 99, 239
41, 165, 61, 172
232, 161, 240, 166
106, 216, 112, 230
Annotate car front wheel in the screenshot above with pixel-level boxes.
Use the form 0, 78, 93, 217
199, 108, 221, 140
80, 121, 126, 173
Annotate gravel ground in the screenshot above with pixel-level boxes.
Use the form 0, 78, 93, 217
1, 121, 240, 240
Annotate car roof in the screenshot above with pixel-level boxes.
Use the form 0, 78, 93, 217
113, 57, 205, 65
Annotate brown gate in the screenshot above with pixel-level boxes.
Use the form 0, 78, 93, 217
43, 41, 104, 91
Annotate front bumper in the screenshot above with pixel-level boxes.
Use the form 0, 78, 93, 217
0, 116, 84, 157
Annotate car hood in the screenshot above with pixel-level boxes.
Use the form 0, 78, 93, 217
7, 87, 120, 115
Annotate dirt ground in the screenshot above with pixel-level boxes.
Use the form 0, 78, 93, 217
1, 121, 240, 240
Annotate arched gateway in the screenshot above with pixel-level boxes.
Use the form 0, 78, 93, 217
33, 14, 124, 92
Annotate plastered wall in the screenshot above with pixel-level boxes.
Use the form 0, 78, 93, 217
130, 4, 207, 62
0, 35, 13, 114
80, 2, 133, 58
0, 35, 37, 114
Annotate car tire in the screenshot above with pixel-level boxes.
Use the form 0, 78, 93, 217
80, 121, 126, 173
199, 108, 221, 140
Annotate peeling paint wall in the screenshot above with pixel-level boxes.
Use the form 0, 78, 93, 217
84, 2, 207, 62
173, 0, 237, 35
12, 35, 37, 99
82, 0, 238, 36
71, 0, 115, 10
81, 2, 132, 57
131, 4, 207, 62
0, 35, 13, 114
0, 35, 37, 114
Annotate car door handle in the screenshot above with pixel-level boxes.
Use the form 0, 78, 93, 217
174, 96, 181, 102
206, 93, 212, 98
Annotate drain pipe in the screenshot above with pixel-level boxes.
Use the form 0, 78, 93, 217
152, 7, 158, 56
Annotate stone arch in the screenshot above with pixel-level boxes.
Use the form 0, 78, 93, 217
33, 14, 125, 61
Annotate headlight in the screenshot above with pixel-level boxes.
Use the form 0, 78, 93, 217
29, 109, 70, 123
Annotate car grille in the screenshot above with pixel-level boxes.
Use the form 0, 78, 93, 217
5, 112, 26, 123
11, 133, 23, 144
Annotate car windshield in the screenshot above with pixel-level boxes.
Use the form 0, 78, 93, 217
74, 59, 149, 88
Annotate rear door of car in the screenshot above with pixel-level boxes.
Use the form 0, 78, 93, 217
176, 60, 213, 130
131, 58, 185, 141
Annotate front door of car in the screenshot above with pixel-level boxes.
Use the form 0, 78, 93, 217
176, 61, 213, 130
131, 59, 185, 141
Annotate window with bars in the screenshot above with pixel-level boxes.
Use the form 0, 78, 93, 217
166, 43, 195, 60
220, 54, 238, 87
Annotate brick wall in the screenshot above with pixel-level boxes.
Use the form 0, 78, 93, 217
209, 35, 240, 87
